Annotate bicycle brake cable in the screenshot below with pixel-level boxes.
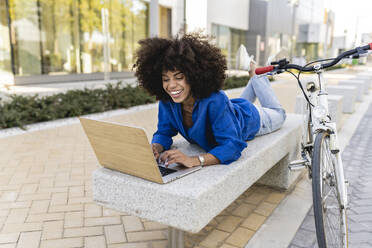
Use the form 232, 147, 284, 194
294, 58, 336, 107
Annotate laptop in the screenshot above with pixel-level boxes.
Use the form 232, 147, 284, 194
79, 117, 202, 184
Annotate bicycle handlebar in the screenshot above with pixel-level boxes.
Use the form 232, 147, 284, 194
255, 43, 372, 75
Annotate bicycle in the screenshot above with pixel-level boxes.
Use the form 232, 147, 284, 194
254, 43, 372, 248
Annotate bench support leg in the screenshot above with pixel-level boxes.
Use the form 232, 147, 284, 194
168, 227, 184, 248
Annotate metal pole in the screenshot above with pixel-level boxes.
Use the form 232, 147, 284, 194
168, 227, 184, 248
36, 0, 45, 74
5, 0, 16, 75
149, 0, 159, 37
101, 6, 110, 83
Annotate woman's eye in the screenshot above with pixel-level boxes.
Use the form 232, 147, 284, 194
162, 79, 169, 82
176, 77, 183, 80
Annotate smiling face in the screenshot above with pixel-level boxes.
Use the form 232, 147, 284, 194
162, 70, 193, 104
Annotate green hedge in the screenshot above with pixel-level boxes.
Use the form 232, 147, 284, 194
0, 76, 254, 130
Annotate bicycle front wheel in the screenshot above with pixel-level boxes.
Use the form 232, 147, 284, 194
312, 131, 348, 248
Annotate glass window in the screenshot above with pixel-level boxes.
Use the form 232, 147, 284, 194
159, 5, 171, 38
0, 0, 12, 74
9, 0, 42, 76
109, 0, 148, 72
39, 0, 76, 74
5, 0, 149, 77
212, 23, 247, 68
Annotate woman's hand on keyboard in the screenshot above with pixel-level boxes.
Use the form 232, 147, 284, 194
159, 149, 199, 168
152, 143, 164, 160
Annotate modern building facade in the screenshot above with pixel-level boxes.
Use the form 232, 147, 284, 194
0, 0, 180, 86
186, 0, 250, 68
1, 0, 342, 87
1, 0, 253, 86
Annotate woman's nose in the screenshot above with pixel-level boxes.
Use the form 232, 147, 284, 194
168, 79, 177, 88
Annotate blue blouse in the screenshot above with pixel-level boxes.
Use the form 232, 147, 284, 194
151, 90, 261, 164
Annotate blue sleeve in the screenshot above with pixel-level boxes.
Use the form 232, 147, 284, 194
207, 95, 247, 164
151, 101, 178, 150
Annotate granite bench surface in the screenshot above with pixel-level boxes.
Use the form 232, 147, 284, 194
326, 85, 357, 113
93, 114, 303, 233
338, 80, 364, 102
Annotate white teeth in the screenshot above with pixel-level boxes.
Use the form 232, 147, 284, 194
170, 90, 182, 95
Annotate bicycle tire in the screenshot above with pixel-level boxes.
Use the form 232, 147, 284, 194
312, 131, 348, 248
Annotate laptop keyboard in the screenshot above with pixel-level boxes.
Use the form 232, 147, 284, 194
158, 166, 177, 176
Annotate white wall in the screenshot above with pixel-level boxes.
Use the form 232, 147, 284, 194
206, 0, 249, 33
185, 0, 208, 33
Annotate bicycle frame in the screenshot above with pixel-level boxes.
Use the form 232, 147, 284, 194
305, 66, 348, 211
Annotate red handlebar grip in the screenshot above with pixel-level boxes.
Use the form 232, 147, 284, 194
255, 65, 274, 75
370, 43, 372, 50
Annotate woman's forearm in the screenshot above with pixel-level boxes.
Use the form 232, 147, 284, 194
193, 153, 220, 167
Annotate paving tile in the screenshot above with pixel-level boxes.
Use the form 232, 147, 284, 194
64, 226, 103, 238
68, 186, 85, 198
265, 192, 286, 204
17, 193, 51, 201
143, 221, 168, 230
19, 184, 38, 194
64, 211, 83, 228
219, 244, 239, 248
253, 202, 277, 217
0, 202, 31, 211
241, 213, 266, 231
151, 240, 168, 248
0, 210, 9, 217
16, 231, 41, 248
232, 203, 256, 218
107, 242, 149, 248
85, 235, 106, 248
85, 216, 122, 227
199, 229, 230, 248
29, 200, 50, 214
68, 197, 92, 204
216, 216, 243, 233
40, 237, 83, 248
0, 192, 18, 202
26, 212, 64, 222
104, 225, 127, 244
48, 204, 83, 213
244, 192, 267, 205
84, 203, 102, 218
42, 220, 63, 240
0, 233, 19, 244
126, 230, 166, 242
0, 243, 16, 248
50, 193, 68, 206
55, 180, 83, 187
1, 222, 42, 233
122, 216, 144, 232
5, 208, 28, 224
225, 227, 254, 247
103, 208, 123, 217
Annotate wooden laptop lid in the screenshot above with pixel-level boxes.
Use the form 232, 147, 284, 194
79, 118, 163, 184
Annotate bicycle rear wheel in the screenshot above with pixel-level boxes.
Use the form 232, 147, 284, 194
312, 131, 348, 248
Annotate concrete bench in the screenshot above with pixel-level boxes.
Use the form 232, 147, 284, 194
338, 80, 365, 101
295, 94, 343, 130
92, 114, 304, 246
342, 79, 369, 94
354, 74, 372, 92
326, 85, 358, 113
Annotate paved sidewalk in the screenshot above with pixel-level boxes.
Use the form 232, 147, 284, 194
289, 103, 372, 248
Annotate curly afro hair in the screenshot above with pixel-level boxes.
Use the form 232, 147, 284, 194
134, 33, 227, 101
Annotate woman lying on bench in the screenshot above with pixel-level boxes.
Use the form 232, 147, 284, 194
134, 33, 286, 167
